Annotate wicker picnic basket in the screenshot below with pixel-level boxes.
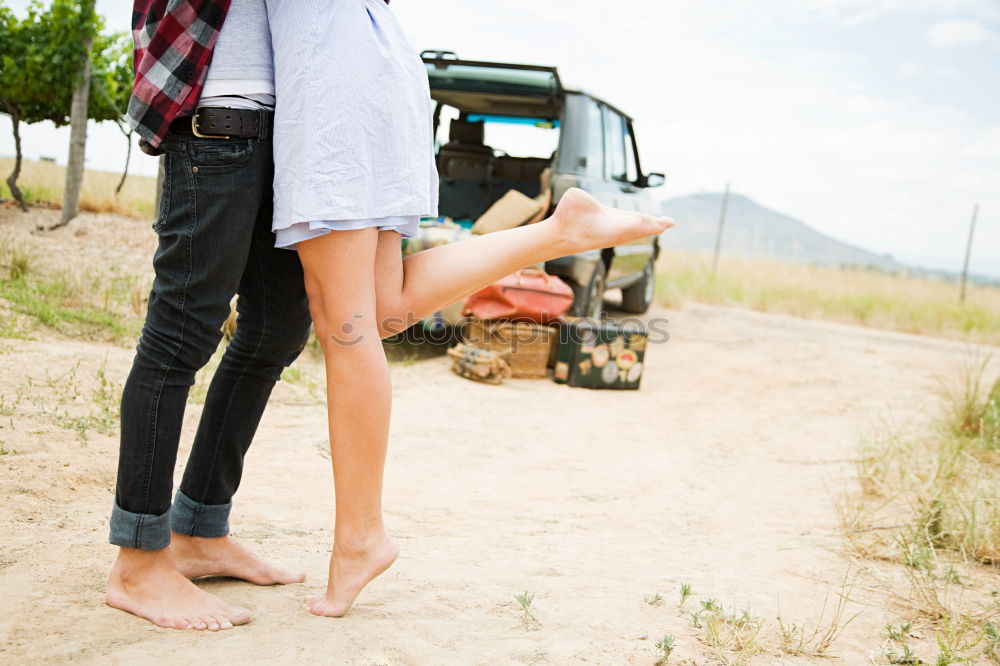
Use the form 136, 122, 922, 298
463, 318, 557, 379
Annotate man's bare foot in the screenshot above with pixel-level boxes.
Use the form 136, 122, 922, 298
305, 531, 399, 617
171, 533, 306, 585
106, 547, 251, 630
548, 187, 675, 254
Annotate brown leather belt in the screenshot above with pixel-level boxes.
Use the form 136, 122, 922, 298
169, 107, 272, 140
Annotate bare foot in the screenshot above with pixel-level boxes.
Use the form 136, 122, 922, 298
549, 187, 675, 254
171, 533, 306, 585
305, 532, 399, 617
106, 547, 251, 630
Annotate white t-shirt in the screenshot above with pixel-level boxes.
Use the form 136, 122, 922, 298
201, 0, 274, 110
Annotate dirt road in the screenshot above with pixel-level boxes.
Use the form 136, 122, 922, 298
1, 277, 994, 663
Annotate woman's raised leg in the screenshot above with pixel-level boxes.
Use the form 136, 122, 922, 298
297, 228, 399, 617
373, 188, 674, 336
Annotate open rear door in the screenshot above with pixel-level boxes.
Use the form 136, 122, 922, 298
422, 51, 562, 119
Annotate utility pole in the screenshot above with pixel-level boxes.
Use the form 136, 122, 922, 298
959, 203, 978, 303
712, 182, 730, 276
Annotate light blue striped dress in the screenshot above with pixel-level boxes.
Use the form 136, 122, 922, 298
266, 0, 439, 249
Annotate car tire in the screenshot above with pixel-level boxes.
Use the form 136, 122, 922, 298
621, 257, 655, 314
570, 260, 606, 320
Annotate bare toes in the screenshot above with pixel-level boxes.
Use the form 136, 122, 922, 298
227, 606, 252, 625
210, 613, 231, 630
306, 599, 331, 617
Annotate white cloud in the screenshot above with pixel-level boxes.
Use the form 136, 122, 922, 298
897, 63, 963, 79
927, 18, 999, 46
806, 0, 1000, 25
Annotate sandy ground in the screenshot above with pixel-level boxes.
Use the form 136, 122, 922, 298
0, 210, 998, 664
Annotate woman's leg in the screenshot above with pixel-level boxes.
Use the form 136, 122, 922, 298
297, 228, 399, 617
374, 188, 674, 336
294, 190, 670, 617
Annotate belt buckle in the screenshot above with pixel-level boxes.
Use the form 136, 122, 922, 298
191, 107, 231, 140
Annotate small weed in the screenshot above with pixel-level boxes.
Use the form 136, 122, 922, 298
9, 249, 31, 280
983, 621, 1000, 662
900, 533, 936, 575
881, 643, 921, 664
514, 591, 537, 623
39, 360, 121, 444
679, 582, 694, 608
933, 615, 987, 665
700, 598, 722, 614
0, 440, 13, 455
879, 620, 922, 665
695, 599, 764, 665
645, 591, 664, 606
887, 622, 914, 643
942, 565, 965, 586
654, 634, 675, 664
0, 238, 33, 280
0, 392, 21, 417
943, 355, 994, 437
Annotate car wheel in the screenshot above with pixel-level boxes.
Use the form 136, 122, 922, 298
621, 257, 655, 313
570, 260, 606, 320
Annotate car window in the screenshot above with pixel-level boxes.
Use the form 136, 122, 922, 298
470, 114, 561, 158
624, 122, 638, 183
603, 107, 627, 182
433, 105, 561, 159
581, 97, 604, 179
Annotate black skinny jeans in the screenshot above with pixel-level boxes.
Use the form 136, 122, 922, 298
110, 128, 311, 550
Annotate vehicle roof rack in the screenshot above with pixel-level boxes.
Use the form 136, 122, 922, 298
421, 49, 460, 66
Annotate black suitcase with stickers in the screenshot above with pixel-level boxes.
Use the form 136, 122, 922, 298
552, 319, 647, 390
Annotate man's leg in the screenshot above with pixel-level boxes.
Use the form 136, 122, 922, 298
171, 140, 313, 583
107, 133, 269, 630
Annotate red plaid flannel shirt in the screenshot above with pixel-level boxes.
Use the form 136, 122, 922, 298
127, 0, 392, 155
127, 0, 231, 153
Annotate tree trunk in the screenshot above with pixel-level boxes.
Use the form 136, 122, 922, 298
2, 100, 28, 212
116, 123, 132, 195
56, 1, 96, 229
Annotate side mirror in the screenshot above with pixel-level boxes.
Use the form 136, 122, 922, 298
643, 172, 666, 188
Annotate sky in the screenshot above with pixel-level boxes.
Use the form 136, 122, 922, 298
1, 0, 998, 277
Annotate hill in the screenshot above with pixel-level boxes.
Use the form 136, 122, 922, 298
661, 192, 901, 270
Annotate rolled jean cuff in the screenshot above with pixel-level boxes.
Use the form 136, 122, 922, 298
109, 502, 172, 551
170, 489, 231, 538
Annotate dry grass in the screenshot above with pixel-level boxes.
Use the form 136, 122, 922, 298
0, 157, 157, 219
775, 567, 862, 658
0, 236, 146, 343
848, 360, 1000, 567
839, 357, 1000, 663
657, 251, 1000, 346
677, 574, 861, 664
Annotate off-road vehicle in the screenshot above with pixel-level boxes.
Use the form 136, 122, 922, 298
423, 50, 666, 317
